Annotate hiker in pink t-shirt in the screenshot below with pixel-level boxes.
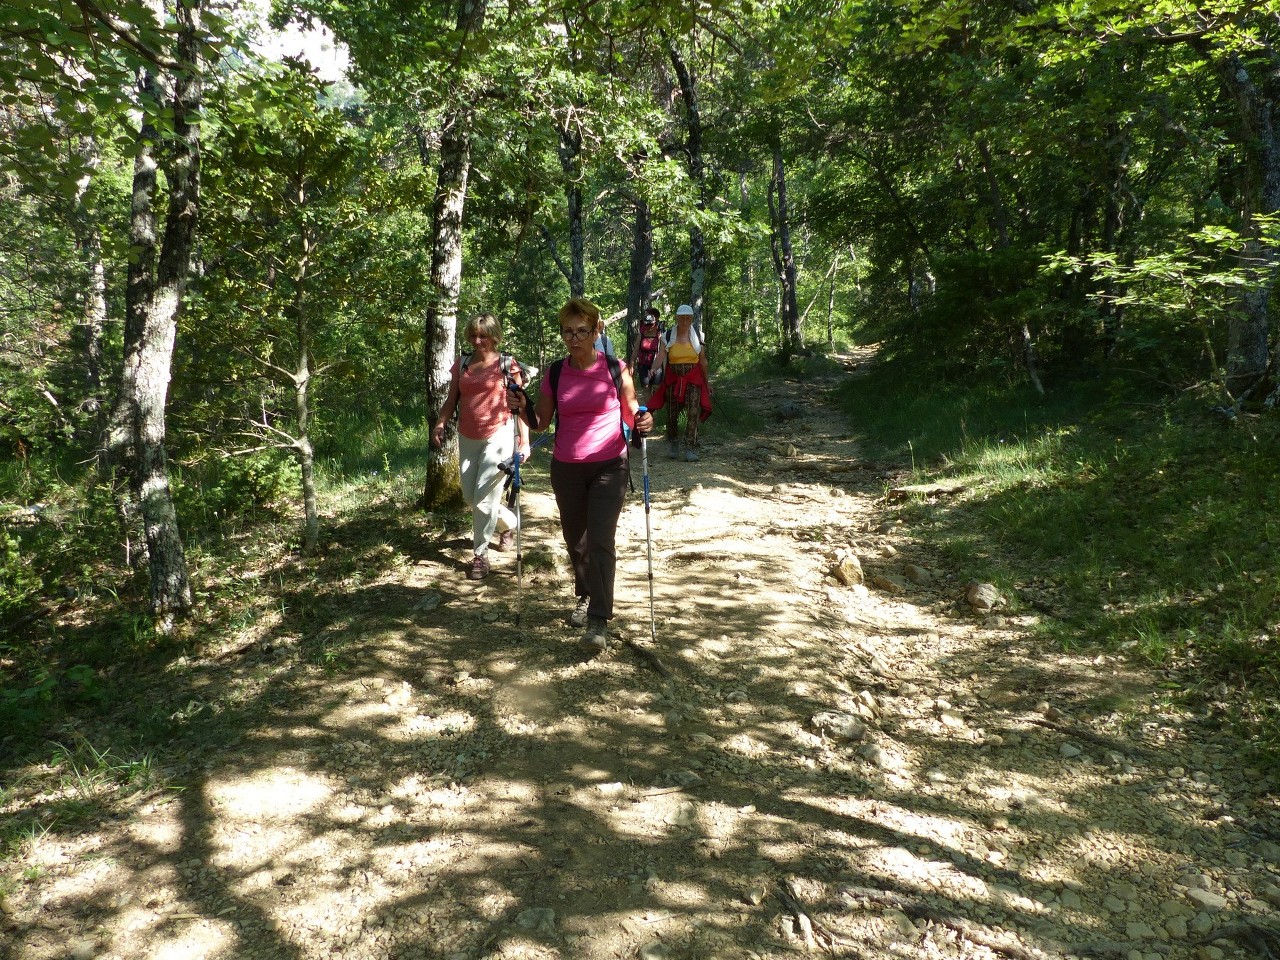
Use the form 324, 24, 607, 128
432, 313, 530, 581
507, 298, 653, 656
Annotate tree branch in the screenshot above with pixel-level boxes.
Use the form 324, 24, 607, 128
537, 223, 572, 285
70, 0, 180, 70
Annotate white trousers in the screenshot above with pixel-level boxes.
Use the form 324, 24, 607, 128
458, 424, 517, 556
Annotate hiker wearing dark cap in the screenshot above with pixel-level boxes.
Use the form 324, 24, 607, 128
630, 306, 664, 406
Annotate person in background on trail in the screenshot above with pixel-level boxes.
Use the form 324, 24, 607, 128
649, 303, 712, 462
593, 313, 617, 358
629, 306, 664, 405
506, 297, 654, 656
431, 312, 531, 582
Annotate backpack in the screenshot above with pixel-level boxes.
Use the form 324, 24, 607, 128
547, 354, 636, 489
460, 351, 535, 384
547, 354, 632, 437
636, 321, 663, 367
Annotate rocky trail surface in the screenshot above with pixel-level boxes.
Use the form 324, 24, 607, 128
6, 352, 1280, 960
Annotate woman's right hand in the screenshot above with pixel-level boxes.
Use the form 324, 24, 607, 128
430, 424, 444, 449
506, 384, 526, 413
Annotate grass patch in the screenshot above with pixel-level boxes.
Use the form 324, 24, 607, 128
843, 356, 1280, 768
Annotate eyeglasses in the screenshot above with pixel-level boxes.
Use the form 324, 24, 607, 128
561, 327, 594, 340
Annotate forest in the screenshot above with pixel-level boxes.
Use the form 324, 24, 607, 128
5, 2, 1280, 956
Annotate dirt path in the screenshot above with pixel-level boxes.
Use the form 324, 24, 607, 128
6, 353, 1280, 960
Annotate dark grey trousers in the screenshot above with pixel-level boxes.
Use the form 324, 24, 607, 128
549, 455, 629, 620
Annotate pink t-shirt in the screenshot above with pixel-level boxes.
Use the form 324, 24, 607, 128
454, 355, 519, 441
541, 354, 630, 463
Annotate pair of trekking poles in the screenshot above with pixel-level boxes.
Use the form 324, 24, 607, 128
505, 396, 657, 645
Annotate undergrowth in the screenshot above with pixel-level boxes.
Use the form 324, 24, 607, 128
841, 357, 1280, 768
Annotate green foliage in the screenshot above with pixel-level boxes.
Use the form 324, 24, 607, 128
173, 454, 302, 529
847, 349, 1280, 765
0, 529, 40, 616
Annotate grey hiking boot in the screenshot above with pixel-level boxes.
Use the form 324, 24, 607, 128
569, 595, 590, 628
684, 447, 699, 462
666, 439, 679, 459
580, 616, 609, 656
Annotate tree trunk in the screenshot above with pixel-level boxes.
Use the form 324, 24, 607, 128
769, 143, 801, 356
1099, 126, 1130, 357
827, 252, 839, 348
102, 69, 156, 569
980, 139, 1044, 394
420, 0, 486, 511
1217, 51, 1279, 398
559, 124, 585, 298
739, 167, 757, 346
293, 221, 320, 554
420, 110, 472, 511
667, 41, 708, 341
625, 192, 653, 359
102, 0, 204, 627
71, 135, 107, 444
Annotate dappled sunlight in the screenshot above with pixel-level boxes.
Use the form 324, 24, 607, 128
205, 767, 331, 822
8, 363, 1274, 960
146, 925, 234, 960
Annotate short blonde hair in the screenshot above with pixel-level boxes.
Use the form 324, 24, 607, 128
463, 312, 502, 345
558, 298, 600, 329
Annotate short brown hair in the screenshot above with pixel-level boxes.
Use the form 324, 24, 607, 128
558, 298, 600, 330
463, 312, 502, 345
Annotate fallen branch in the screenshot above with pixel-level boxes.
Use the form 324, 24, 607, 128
1204, 921, 1280, 960
777, 876, 861, 956
1027, 716, 1164, 762
621, 638, 675, 680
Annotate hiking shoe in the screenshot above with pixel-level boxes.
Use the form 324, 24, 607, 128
466, 554, 490, 580
569, 596, 591, 628
666, 440, 679, 459
684, 448, 699, 462
495, 529, 515, 551
580, 616, 609, 656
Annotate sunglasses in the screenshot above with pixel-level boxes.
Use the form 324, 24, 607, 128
561, 327, 594, 340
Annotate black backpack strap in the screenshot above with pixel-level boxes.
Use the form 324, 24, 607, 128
605, 353, 622, 394
548, 358, 564, 433
604, 354, 635, 492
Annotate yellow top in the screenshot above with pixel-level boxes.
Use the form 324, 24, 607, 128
667, 340, 699, 365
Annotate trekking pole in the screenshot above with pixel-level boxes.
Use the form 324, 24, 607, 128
512, 414, 523, 632
637, 406, 656, 644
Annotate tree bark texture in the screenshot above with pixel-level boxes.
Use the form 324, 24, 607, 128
420, 0, 486, 511
625, 192, 653, 360
827, 253, 839, 348
739, 167, 757, 346
421, 109, 471, 511
769, 144, 801, 355
292, 219, 320, 554
668, 41, 707, 342
103, 0, 203, 625
1217, 51, 1280, 396
71, 134, 107, 442
558, 123, 585, 298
